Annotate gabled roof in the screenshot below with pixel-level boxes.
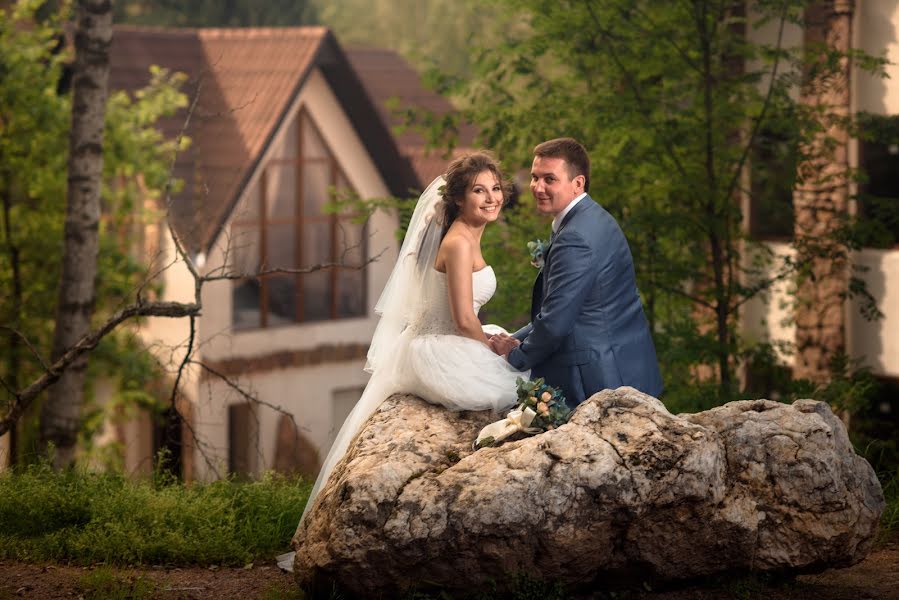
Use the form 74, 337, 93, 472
110, 26, 419, 253
345, 48, 477, 187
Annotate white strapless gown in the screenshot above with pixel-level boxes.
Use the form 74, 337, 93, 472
297, 265, 528, 525
390, 265, 529, 411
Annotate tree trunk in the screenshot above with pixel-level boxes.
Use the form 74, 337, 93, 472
39, 0, 112, 468
792, 1, 853, 384
2, 177, 22, 467
689, 0, 746, 397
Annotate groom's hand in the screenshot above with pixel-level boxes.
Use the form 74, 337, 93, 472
489, 333, 520, 358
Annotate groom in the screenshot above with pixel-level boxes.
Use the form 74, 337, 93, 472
494, 137, 663, 407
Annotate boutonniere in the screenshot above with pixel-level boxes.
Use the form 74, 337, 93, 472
527, 238, 547, 269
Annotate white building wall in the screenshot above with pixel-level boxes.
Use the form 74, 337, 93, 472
742, 243, 899, 378
855, 0, 899, 115
850, 248, 899, 376
740, 242, 797, 363
191, 67, 399, 480
194, 362, 371, 479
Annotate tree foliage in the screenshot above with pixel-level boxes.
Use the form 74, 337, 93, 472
409, 0, 887, 409
0, 0, 188, 463
113, 0, 318, 28
311, 0, 491, 77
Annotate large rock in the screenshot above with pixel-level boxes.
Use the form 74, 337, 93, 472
291, 387, 885, 596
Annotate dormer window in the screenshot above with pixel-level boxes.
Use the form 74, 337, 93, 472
858, 114, 899, 248
230, 110, 366, 329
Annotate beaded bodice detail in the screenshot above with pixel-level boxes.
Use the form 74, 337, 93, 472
407, 266, 496, 335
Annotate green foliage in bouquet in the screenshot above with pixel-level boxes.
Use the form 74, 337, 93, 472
515, 377, 570, 431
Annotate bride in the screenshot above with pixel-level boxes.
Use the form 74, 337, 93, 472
298, 151, 529, 526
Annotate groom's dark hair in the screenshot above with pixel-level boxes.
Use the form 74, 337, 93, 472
534, 137, 590, 193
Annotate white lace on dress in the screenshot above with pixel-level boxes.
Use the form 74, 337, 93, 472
389, 265, 526, 413
407, 267, 496, 336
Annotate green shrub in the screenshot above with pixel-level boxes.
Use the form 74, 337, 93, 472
0, 464, 311, 566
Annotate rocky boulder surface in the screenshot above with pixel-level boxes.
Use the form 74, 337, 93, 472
291, 387, 884, 597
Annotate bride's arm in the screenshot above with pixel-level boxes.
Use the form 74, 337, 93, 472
442, 236, 489, 345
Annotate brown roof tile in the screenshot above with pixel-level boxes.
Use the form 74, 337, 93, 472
110, 26, 415, 253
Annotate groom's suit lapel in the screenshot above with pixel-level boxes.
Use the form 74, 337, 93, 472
531, 195, 593, 321
543, 195, 592, 264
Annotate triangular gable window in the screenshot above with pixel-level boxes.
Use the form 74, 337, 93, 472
230, 109, 366, 329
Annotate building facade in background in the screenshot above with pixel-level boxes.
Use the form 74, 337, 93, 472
97, 26, 458, 479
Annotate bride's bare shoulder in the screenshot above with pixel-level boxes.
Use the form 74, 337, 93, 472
435, 229, 473, 272
440, 229, 469, 253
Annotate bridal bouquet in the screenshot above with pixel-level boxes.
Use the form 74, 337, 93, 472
514, 377, 571, 430
475, 377, 571, 449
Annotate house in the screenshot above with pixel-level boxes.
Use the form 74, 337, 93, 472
101, 26, 464, 480
742, 2, 899, 411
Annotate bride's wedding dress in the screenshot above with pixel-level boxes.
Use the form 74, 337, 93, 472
294, 176, 528, 533
296, 266, 527, 527
393, 265, 525, 411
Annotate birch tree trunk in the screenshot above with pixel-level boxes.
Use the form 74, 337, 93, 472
793, 0, 853, 384
39, 0, 112, 468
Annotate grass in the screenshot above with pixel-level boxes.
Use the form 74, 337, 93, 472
0, 459, 894, 600
77, 567, 155, 600
878, 469, 899, 543
0, 463, 311, 566
261, 585, 306, 600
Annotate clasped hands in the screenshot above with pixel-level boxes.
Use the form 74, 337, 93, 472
487, 332, 520, 358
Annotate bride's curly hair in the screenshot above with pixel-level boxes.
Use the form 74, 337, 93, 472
439, 151, 511, 238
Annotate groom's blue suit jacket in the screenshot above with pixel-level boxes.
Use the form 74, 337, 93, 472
508, 195, 663, 407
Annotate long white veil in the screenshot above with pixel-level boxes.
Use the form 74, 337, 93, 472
297, 176, 446, 526
365, 175, 444, 373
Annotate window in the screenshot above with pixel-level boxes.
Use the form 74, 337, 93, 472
152, 407, 183, 480
749, 124, 798, 240
228, 402, 259, 477
231, 110, 367, 329
858, 114, 899, 248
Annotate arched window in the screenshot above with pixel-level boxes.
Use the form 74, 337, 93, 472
230, 109, 366, 329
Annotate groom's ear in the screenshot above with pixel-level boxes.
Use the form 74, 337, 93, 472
574, 174, 586, 192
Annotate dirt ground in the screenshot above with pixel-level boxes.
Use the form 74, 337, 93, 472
0, 539, 897, 600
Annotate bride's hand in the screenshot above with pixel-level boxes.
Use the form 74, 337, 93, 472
489, 334, 519, 357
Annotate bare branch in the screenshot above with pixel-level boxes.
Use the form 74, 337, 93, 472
1, 56, 384, 479
650, 282, 716, 310
0, 374, 15, 398
201, 251, 386, 283
176, 399, 223, 481
0, 300, 199, 437
730, 259, 797, 314
0, 325, 51, 372
169, 314, 197, 409
191, 359, 299, 423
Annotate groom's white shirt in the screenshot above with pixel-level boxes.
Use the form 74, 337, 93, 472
552, 192, 587, 233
